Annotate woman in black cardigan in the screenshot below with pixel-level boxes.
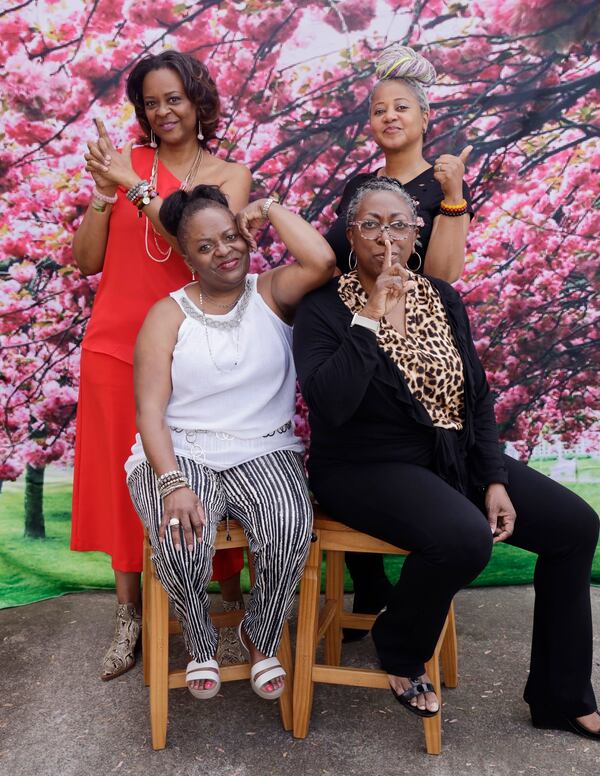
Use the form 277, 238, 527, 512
293, 177, 599, 738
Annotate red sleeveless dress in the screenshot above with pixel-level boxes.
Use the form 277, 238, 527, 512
71, 146, 244, 577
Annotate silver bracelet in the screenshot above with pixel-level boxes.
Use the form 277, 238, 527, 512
261, 195, 279, 220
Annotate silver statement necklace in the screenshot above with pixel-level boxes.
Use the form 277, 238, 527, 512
179, 279, 252, 374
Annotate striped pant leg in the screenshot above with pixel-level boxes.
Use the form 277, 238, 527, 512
127, 457, 226, 662
222, 449, 313, 657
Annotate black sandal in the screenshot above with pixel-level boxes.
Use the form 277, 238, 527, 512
531, 707, 600, 741
390, 678, 439, 718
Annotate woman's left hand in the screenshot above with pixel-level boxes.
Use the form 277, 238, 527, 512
433, 145, 472, 202
84, 118, 137, 190
485, 483, 516, 544
236, 199, 269, 250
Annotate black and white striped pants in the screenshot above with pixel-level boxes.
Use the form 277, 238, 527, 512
127, 449, 313, 663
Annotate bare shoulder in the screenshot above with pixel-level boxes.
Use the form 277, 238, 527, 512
204, 155, 250, 185
141, 296, 184, 335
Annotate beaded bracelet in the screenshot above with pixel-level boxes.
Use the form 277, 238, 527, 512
158, 477, 188, 495
157, 469, 183, 482
93, 188, 118, 204
157, 472, 188, 487
126, 181, 149, 202
439, 198, 468, 217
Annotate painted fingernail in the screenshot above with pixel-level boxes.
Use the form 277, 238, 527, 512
102, 166, 109, 172
187, 544, 193, 552
175, 543, 181, 552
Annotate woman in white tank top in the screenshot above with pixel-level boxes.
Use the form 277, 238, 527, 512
126, 185, 334, 703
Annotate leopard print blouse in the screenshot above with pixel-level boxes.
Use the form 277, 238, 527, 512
338, 271, 465, 430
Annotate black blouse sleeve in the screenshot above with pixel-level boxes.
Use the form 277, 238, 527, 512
293, 285, 381, 427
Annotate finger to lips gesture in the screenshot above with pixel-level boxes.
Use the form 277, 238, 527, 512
159, 486, 206, 552
84, 118, 135, 189
433, 145, 473, 200
236, 199, 269, 250
485, 483, 516, 544
362, 239, 416, 321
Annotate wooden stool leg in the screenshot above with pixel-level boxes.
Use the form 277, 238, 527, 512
324, 549, 344, 667
440, 601, 458, 688
142, 537, 151, 687
423, 653, 442, 756
149, 567, 169, 750
292, 536, 322, 739
276, 621, 294, 731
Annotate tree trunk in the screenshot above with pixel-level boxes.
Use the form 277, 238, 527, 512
24, 464, 45, 539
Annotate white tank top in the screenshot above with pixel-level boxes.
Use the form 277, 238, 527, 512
125, 275, 303, 475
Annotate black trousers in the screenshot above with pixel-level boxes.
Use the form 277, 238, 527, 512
309, 454, 599, 717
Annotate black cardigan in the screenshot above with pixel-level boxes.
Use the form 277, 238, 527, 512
293, 276, 508, 493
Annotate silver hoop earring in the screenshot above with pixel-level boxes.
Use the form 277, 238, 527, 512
407, 250, 422, 272
197, 120, 204, 141
149, 130, 157, 149
348, 249, 357, 271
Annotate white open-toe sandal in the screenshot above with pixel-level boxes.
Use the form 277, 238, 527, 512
238, 623, 286, 700
185, 658, 221, 699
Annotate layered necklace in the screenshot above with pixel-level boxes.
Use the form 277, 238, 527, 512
179, 279, 252, 374
144, 144, 204, 263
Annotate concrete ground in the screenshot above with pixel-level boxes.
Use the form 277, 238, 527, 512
1, 587, 599, 776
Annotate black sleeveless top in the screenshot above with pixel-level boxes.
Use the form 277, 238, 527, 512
325, 167, 473, 274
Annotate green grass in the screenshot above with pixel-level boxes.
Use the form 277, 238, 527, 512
1, 468, 599, 609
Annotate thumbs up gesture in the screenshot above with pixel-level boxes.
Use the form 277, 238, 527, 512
84, 118, 137, 191
433, 145, 473, 202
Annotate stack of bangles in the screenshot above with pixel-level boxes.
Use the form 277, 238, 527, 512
439, 198, 468, 217
91, 188, 118, 213
157, 469, 190, 499
126, 179, 158, 216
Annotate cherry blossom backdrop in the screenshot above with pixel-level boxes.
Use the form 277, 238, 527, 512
1, 0, 598, 539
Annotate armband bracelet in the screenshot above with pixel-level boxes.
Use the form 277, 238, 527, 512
439, 199, 468, 217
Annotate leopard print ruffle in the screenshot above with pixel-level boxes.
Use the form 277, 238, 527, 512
338, 271, 464, 430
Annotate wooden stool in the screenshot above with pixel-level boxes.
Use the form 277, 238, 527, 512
141, 521, 294, 750
293, 509, 458, 755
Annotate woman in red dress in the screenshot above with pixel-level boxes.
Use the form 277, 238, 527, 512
71, 51, 251, 680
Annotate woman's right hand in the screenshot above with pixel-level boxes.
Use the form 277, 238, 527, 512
160, 486, 206, 552
360, 240, 416, 321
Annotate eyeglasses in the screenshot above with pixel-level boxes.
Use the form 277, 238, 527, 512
349, 219, 418, 241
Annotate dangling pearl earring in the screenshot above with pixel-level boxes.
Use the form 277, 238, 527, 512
149, 130, 157, 149
197, 120, 204, 141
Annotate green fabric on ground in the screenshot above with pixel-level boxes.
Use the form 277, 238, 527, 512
1, 469, 599, 609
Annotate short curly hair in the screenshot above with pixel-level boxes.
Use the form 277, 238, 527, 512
346, 177, 418, 227
126, 51, 220, 148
